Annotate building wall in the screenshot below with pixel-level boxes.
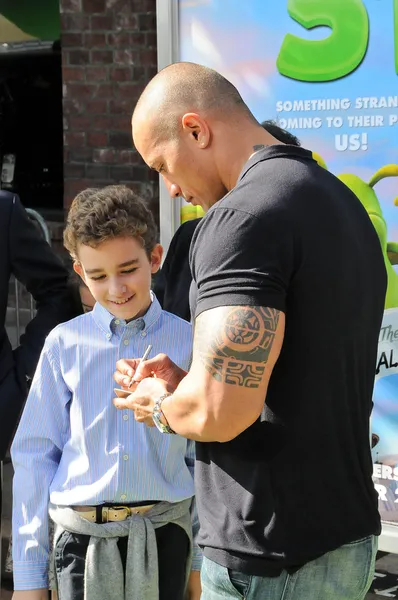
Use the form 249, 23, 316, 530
59, 0, 159, 218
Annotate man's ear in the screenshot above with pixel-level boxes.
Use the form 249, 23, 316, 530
181, 112, 210, 149
73, 261, 86, 284
150, 244, 163, 274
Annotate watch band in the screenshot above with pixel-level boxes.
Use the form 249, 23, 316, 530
152, 393, 176, 434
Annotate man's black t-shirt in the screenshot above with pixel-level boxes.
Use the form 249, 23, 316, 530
189, 145, 386, 576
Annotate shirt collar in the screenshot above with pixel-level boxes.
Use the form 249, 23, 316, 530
238, 144, 313, 183
92, 291, 162, 338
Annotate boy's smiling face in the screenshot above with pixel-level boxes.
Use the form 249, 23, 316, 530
74, 236, 162, 321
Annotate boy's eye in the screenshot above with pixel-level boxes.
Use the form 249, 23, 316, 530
91, 274, 106, 281
122, 268, 137, 274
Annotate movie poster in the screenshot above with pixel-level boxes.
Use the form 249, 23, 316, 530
179, 0, 398, 521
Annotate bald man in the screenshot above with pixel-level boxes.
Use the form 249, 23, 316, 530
114, 63, 386, 600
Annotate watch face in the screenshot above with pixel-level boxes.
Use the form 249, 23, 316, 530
152, 410, 166, 433
153, 408, 175, 434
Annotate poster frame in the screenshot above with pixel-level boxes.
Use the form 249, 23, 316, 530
156, 0, 182, 252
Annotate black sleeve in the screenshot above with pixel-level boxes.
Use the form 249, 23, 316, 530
191, 206, 295, 319
152, 259, 170, 309
154, 219, 199, 320
152, 225, 180, 308
9, 196, 77, 378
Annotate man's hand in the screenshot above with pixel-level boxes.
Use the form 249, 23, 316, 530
114, 353, 187, 391
186, 570, 201, 600
12, 590, 49, 600
113, 376, 171, 426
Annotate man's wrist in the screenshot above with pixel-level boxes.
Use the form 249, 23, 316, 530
152, 393, 176, 434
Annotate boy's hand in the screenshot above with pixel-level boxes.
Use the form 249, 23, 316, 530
113, 376, 171, 426
12, 591, 49, 600
186, 570, 202, 600
114, 353, 186, 391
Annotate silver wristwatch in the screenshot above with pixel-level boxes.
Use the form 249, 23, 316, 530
152, 393, 176, 434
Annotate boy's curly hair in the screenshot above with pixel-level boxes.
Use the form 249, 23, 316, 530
64, 185, 158, 260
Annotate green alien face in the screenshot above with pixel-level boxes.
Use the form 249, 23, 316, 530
311, 151, 398, 309
338, 166, 398, 309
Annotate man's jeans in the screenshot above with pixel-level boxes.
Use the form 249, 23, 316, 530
201, 535, 377, 600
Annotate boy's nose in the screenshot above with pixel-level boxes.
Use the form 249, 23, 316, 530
109, 280, 127, 296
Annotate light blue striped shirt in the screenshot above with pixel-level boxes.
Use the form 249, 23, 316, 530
12, 294, 200, 590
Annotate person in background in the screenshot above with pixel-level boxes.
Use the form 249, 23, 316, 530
261, 119, 300, 147
0, 191, 77, 512
67, 269, 96, 315
153, 120, 301, 321
11, 185, 201, 600
153, 217, 199, 321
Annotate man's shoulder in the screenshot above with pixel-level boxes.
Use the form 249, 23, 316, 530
204, 171, 292, 222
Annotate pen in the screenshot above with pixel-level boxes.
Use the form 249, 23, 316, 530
128, 344, 152, 388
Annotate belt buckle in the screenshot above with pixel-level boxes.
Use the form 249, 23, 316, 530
102, 506, 132, 522
117, 505, 132, 518
101, 506, 110, 523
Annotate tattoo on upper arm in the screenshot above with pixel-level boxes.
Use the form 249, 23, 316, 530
195, 306, 280, 388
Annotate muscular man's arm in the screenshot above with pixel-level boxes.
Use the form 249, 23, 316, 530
161, 304, 285, 442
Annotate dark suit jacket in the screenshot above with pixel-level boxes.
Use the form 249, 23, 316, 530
153, 219, 200, 322
0, 191, 76, 459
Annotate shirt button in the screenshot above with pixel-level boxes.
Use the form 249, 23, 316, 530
123, 454, 129, 461
141, 331, 147, 337
106, 333, 111, 340
123, 339, 129, 346
123, 414, 129, 421
115, 319, 120, 325
120, 494, 127, 500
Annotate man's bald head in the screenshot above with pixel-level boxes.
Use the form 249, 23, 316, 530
133, 62, 256, 137
131, 63, 275, 210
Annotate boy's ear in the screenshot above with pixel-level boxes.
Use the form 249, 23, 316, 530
73, 261, 86, 283
150, 244, 163, 274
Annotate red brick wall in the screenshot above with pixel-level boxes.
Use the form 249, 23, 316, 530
59, 0, 159, 219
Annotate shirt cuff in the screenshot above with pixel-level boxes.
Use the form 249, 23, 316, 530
191, 544, 203, 571
13, 561, 49, 590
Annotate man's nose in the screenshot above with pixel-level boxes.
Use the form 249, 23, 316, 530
163, 177, 182, 199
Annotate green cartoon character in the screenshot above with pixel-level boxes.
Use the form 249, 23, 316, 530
338, 166, 398, 309
310, 153, 398, 309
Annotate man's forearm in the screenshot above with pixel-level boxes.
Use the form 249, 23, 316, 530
160, 369, 222, 441
159, 362, 267, 443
